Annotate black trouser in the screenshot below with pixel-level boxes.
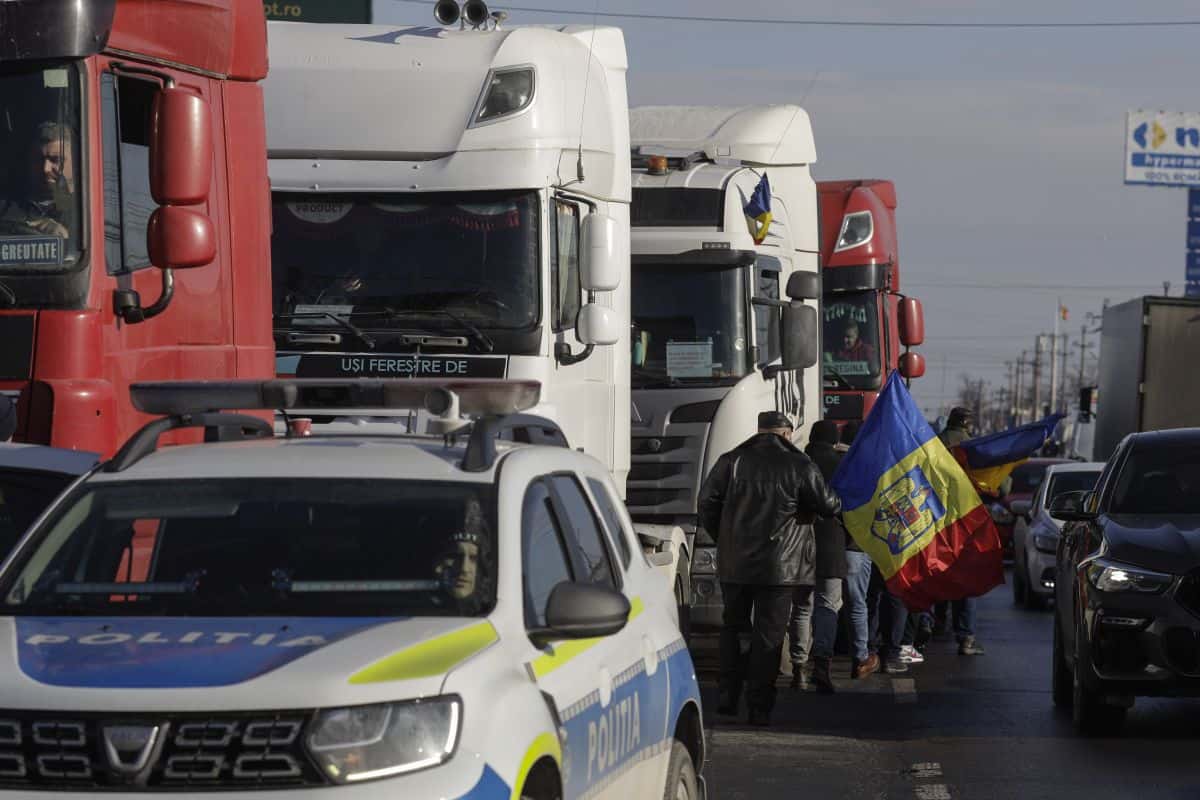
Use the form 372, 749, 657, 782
719, 582, 793, 713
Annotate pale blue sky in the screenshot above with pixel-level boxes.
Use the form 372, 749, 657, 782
375, 0, 1199, 414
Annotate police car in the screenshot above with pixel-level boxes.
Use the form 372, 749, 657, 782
0, 379, 705, 799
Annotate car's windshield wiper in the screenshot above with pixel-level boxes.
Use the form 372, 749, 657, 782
823, 364, 854, 390
356, 307, 495, 353
275, 311, 377, 351
0, 279, 16, 308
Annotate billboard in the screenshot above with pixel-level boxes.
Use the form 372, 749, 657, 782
1126, 111, 1200, 188
264, 0, 371, 23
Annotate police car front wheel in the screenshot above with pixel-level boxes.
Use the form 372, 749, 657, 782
664, 740, 699, 800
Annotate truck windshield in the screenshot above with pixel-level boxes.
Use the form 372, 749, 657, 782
823, 291, 882, 390
0, 63, 84, 284
271, 191, 540, 333
631, 264, 749, 388
1, 479, 498, 618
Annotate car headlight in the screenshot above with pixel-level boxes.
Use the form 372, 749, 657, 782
692, 547, 717, 573
1085, 559, 1173, 594
1032, 532, 1058, 554
989, 504, 1015, 525
473, 67, 534, 124
307, 697, 461, 783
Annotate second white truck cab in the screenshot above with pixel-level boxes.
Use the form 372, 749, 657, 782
263, 17, 632, 489
625, 106, 822, 628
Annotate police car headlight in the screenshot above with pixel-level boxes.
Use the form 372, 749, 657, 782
1032, 532, 1058, 554
1085, 559, 1173, 594
307, 697, 461, 783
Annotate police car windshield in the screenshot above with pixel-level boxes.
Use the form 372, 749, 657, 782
271, 190, 540, 331
0, 63, 83, 283
1, 479, 498, 618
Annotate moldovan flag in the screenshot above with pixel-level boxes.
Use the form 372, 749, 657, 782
831, 373, 1004, 609
950, 415, 1065, 497
743, 173, 772, 244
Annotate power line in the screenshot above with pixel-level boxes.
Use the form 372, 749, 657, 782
906, 281, 1152, 290
387, 1, 1200, 28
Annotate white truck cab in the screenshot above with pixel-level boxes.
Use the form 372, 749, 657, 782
625, 106, 822, 628
263, 17, 632, 491
0, 379, 704, 798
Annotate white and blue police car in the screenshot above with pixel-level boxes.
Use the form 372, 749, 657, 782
0, 379, 704, 799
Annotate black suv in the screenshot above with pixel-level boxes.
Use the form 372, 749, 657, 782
1050, 428, 1200, 734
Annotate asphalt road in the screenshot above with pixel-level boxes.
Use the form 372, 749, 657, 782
689, 569, 1200, 800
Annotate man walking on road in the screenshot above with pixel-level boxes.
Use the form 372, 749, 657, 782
940, 406, 986, 656
699, 411, 842, 726
838, 421, 880, 679
789, 420, 849, 693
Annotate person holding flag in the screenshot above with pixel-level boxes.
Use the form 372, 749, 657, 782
938, 407, 986, 655
831, 377, 1005, 630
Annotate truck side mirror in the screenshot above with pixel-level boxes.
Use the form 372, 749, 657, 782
781, 303, 818, 370
151, 87, 213, 206
581, 213, 621, 291
785, 271, 820, 301
899, 352, 926, 380
577, 303, 620, 346
148, 206, 216, 269
899, 297, 925, 346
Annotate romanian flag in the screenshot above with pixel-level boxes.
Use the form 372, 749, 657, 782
743, 173, 772, 244
831, 373, 1004, 609
950, 415, 1064, 497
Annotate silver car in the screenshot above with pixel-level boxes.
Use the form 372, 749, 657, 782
1011, 461, 1104, 609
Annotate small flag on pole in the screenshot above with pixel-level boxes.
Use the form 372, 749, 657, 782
743, 173, 772, 244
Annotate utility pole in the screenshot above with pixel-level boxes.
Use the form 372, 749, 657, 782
1005, 361, 1015, 426
1015, 350, 1027, 425
1058, 333, 1070, 413
1078, 323, 1089, 387
1050, 301, 1061, 414
1032, 335, 1044, 420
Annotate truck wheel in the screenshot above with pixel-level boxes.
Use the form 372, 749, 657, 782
662, 740, 699, 800
1051, 614, 1072, 709
1072, 622, 1126, 735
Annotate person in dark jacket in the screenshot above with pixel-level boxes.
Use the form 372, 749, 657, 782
698, 410, 842, 725
939, 407, 986, 656
788, 420, 848, 693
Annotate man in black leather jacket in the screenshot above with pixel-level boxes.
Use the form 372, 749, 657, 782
699, 411, 842, 725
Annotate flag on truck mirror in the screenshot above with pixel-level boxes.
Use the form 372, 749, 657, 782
744, 173, 772, 245
831, 372, 1004, 610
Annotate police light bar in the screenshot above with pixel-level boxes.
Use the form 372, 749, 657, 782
130, 379, 541, 418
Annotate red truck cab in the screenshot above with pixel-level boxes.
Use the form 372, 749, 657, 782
0, 0, 273, 457
819, 179, 925, 423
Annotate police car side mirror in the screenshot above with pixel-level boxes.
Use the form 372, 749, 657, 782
539, 581, 631, 642
1048, 491, 1095, 522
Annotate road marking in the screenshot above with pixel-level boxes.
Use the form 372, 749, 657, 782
909, 762, 943, 779
914, 785, 952, 800
892, 677, 917, 704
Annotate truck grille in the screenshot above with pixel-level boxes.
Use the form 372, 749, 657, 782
0, 711, 324, 790
627, 462, 686, 482
626, 488, 690, 507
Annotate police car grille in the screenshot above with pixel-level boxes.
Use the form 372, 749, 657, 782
0, 712, 325, 790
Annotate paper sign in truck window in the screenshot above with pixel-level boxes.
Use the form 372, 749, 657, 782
667, 340, 714, 378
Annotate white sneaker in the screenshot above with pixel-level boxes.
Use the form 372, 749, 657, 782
899, 645, 925, 664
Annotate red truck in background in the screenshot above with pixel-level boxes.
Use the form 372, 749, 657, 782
819, 179, 925, 423
0, 0, 274, 457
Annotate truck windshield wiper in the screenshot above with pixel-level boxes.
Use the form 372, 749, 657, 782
357, 307, 495, 354
275, 311, 377, 351
823, 364, 854, 390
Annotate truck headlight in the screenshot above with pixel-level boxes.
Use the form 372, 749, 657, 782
989, 504, 1015, 525
1032, 532, 1058, 554
473, 67, 535, 124
307, 697, 461, 783
1086, 559, 1173, 594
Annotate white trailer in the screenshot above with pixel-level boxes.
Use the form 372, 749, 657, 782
626, 106, 822, 629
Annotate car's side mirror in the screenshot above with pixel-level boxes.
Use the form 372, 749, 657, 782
537, 581, 631, 642
1048, 490, 1096, 522
1010, 499, 1032, 520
